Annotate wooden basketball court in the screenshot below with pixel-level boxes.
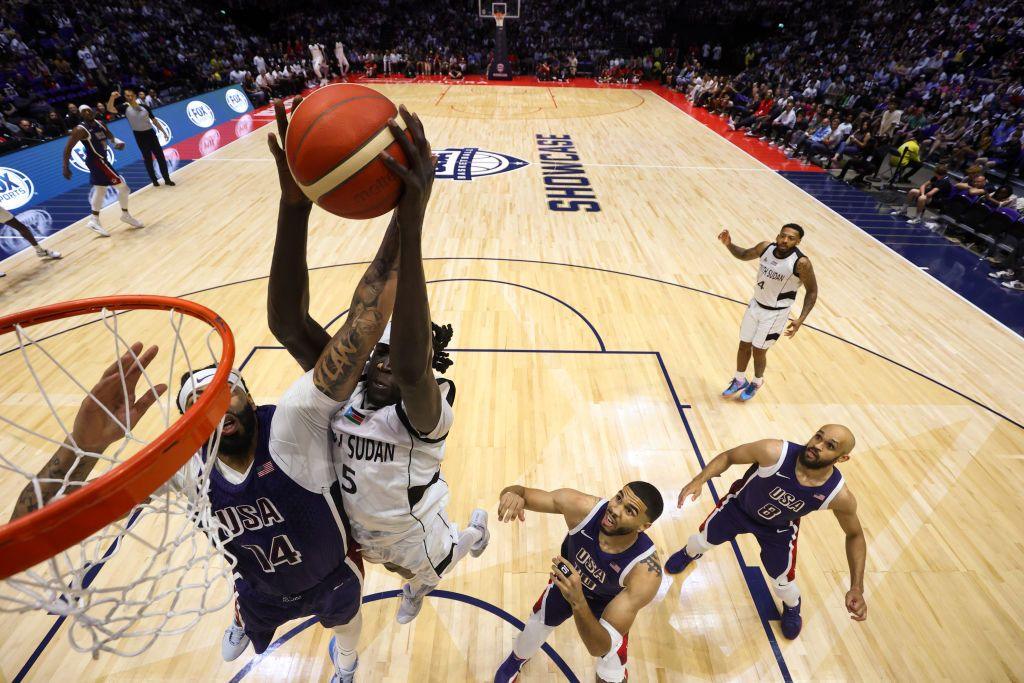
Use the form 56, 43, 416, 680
2, 82, 1022, 682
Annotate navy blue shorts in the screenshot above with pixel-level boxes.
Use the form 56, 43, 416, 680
86, 156, 122, 186
700, 498, 800, 581
236, 556, 363, 654
532, 579, 612, 628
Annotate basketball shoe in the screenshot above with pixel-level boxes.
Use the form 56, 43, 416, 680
469, 508, 490, 558
35, 246, 61, 259
665, 548, 702, 575
396, 583, 425, 624
221, 620, 250, 661
722, 378, 749, 397
87, 216, 109, 237
780, 600, 802, 639
328, 637, 358, 683
120, 211, 144, 228
740, 381, 762, 401
495, 652, 528, 682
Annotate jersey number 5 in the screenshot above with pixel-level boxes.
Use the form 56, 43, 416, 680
242, 534, 302, 572
340, 464, 357, 494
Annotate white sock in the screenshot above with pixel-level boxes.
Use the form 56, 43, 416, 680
331, 613, 361, 670
734, 372, 746, 382
753, 376, 764, 386
512, 609, 555, 660
89, 187, 105, 213
773, 578, 800, 608
686, 531, 713, 558
116, 181, 130, 210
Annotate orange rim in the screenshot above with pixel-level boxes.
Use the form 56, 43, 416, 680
0, 295, 234, 580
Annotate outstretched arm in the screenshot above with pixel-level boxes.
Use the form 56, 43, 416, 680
311, 217, 400, 400
718, 230, 771, 261
677, 438, 782, 506
831, 488, 867, 621
10, 343, 166, 521
378, 106, 440, 433
786, 257, 818, 337
265, 97, 333, 371
497, 485, 601, 528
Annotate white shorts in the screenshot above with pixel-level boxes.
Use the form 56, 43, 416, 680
352, 507, 458, 586
0, 206, 13, 223
739, 299, 791, 349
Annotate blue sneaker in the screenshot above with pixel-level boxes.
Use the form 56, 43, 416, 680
722, 378, 749, 397
495, 651, 527, 682
665, 548, 702, 575
780, 600, 802, 639
740, 381, 762, 401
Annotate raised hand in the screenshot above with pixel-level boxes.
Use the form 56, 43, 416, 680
72, 342, 167, 453
266, 97, 312, 208
676, 478, 704, 507
498, 489, 527, 522
378, 105, 436, 220
845, 589, 867, 621
718, 229, 732, 246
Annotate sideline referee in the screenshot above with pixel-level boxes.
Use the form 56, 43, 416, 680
107, 88, 175, 187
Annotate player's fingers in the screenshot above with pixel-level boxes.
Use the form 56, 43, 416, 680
273, 99, 288, 139
386, 119, 418, 169
122, 345, 159, 386
379, 151, 414, 184
101, 342, 145, 380
518, 508, 525, 522
290, 95, 304, 114
132, 383, 167, 418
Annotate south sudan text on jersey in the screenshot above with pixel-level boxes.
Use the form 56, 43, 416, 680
334, 432, 397, 462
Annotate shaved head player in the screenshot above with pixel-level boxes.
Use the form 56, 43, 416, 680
665, 425, 868, 639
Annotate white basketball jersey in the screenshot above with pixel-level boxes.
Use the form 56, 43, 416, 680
309, 43, 325, 61
330, 378, 455, 535
753, 244, 804, 308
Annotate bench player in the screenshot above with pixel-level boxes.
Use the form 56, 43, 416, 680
718, 224, 817, 401
495, 482, 664, 682
60, 104, 144, 237
664, 425, 868, 638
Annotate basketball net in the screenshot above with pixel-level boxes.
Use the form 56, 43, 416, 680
0, 300, 236, 657
493, 10, 505, 28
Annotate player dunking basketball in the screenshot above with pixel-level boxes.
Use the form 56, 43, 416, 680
718, 223, 817, 401
60, 104, 144, 237
664, 426, 868, 638
266, 97, 487, 665
495, 483, 664, 682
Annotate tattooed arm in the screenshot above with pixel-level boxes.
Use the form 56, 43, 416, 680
311, 218, 400, 400
10, 344, 167, 521
566, 550, 663, 657
718, 230, 770, 261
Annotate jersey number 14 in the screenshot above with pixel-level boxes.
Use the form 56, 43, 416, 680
242, 534, 302, 572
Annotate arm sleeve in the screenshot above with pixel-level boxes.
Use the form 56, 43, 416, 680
268, 371, 345, 492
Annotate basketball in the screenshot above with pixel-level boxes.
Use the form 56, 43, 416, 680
284, 84, 412, 219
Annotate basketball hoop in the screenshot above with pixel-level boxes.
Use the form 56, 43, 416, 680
493, 10, 505, 28
0, 295, 237, 656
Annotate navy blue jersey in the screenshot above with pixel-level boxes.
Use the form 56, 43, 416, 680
732, 440, 845, 527
207, 405, 351, 596
560, 500, 655, 604
78, 119, 111, 159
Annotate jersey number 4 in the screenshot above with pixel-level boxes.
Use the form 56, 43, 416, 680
757, 280, 765, 289
242, 534, 302, 572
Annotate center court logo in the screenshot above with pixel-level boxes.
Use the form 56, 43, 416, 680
70, 141, 116, 173
155, 118, 172, 146
0, 167, 34, 210
225, 88, 249, 113
186, 101, 216, 128
433, 148, 528, 181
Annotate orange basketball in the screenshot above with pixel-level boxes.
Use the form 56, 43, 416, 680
284, 84, 412, 219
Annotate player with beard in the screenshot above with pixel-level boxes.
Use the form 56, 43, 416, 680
494, 482, 664, 682
718, 223, 818, 401
664, 425, 868, 639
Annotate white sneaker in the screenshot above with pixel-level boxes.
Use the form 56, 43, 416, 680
396, 583, 425, 624
120, 212, 144, 228
87, 217, 110, 237
469, 508, 490, 558
221, 621, 250, 661
908, 216, 922, 224
1002, 280, 1024, 291
328, 637, 358, 683
889, 209, 906, 217
988, 269, 1014, 279
35, 246, 62, 260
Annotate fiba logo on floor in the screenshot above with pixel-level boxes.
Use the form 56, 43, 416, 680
225, 88, 249, 113
0, 167, 35, 210
70, 141, 115, 173
155, 118, 172, 146
186, 101, 216, 128
434, 147, 528, 181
